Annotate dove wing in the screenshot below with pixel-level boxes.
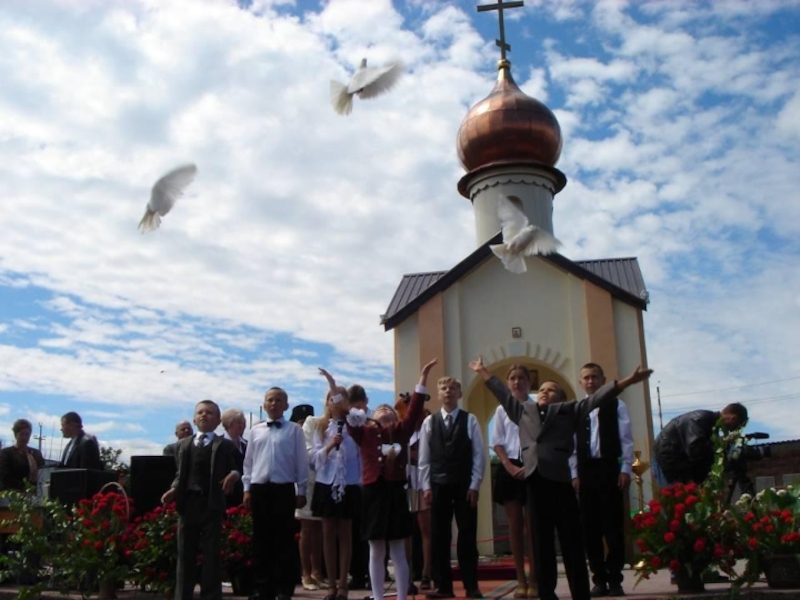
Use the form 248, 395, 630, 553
522, 228, 563, 257
353, 62, 404, 99
497, 195, 527, 242
149, 164, 197, 216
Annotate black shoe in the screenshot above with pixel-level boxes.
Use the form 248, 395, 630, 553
465, 589, 483, 599
607, 585, 625, 597
408, 583, 419, 595
590, 583, 609, 597
427, 589, 454, 599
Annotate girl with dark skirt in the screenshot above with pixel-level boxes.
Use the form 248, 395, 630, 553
492, 364, 538, 598
312, 373, 362, 600
346, 359, 437, 600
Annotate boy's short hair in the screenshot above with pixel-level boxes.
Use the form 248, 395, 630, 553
265, 387, 288, 403
195, 399, 221, 418
723, 403, 749, 426
348, 384, 368, 404
541, 380, 567, 401
580, 362, 605, 377
437, 376, 462, 390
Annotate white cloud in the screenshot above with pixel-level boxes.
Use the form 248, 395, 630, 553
0, 0, 798, 448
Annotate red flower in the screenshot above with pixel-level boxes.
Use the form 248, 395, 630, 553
650, 556, 663, 568
743, 512, 755, 522
685, 495, 698, 507
94, 540, 104, 550
670, 520, 681, 532
664, 532, 676, 543
748, 537, 758, 549
693, 538, 706, 553
669, 560, 680, 571
636, 538, 647, 552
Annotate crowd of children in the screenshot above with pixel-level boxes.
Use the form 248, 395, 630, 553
160, 358, 653, 600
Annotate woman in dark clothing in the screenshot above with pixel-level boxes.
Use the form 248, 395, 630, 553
0, 419, 45, 492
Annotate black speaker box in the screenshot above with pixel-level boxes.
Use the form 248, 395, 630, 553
129, 455, 176, 516
49, 469, 118, 508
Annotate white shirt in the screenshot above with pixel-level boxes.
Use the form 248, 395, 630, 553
242, 418, 309, 495
569, 400, 634, 479
195, 432, 215, 447
491, 402, 530, 461
310, 419, 362, 486
418, 407, 486, 492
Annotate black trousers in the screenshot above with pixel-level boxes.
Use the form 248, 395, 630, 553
251, 483, 299, 598
430, 481, 478, 593
526, 471, 590, 600
176, 494, 223, 600
578, 462, 625, 587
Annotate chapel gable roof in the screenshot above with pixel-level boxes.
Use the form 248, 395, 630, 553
381, 233, 648, 331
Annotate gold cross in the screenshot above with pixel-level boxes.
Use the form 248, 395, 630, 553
477, 0, 525, 61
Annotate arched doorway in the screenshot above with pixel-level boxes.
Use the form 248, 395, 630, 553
463, 356, 577, 557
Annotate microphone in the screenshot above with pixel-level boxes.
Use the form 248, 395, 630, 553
335, 418, 345, 450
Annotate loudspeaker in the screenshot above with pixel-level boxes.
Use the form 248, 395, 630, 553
130, 455, 176, 516
49, 469, 118, 508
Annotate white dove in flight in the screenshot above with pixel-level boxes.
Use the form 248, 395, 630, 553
490, 195, 562, 274
138, 163, 198, 233
330, 58, 404, 116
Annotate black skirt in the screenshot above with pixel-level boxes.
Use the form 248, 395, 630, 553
311, 482, 362, 520
361, 479, 412, 541
493, 459, 527, 505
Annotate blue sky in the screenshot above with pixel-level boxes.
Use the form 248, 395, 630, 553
1, 0, 799, 460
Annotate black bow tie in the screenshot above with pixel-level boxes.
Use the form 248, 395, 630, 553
267, 421, 282, 429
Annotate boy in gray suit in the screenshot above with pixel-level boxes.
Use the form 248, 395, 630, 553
470, 357, 652, 600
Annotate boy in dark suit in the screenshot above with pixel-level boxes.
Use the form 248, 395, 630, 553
572, 363, 634, 597
161, 400, 240, 600
470, 357, 652, 600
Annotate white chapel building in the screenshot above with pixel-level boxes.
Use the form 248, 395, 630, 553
381, 58, 655, 556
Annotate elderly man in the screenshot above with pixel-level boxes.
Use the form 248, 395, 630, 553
164, 420, 195, 458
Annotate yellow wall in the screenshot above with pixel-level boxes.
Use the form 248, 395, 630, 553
392, 255, 652, 555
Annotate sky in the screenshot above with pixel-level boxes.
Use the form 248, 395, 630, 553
1, 0, 799, 463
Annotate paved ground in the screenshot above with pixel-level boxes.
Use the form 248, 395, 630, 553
0, 568, 795, 600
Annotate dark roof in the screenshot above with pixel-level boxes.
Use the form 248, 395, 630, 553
381, 233, 648, 331
573, 257, 647, 301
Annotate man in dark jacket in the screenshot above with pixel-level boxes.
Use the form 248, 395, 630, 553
653, 403, 748, 485
59, 412, 102, 470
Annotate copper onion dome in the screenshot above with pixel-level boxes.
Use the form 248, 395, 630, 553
457, 60, 562, 172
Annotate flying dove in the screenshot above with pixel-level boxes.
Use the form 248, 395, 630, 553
490, 195, 562, 274
330, 58, 404, 116
138, 164, 197, 233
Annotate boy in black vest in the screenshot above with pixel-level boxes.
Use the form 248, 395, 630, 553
162, 400, 240, 600
419, 376, 486, 599
572, 364, 633, 597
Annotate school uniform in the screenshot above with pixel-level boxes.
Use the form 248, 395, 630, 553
418, 407, 486, 596
172, 432, 239, 600
310, 419, 363, 519
244, 417, 309, 600
484, 376, 623, 600
348, 386, 426, 540
491, 404, 529, 505
572, 400, 633, 592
